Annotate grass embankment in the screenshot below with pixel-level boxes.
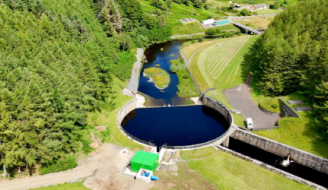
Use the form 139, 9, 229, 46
87, 76, 143, 150
181, 147, 312, 190
253, 91, 328, 158
33, 182, 89, 190
170, 59, 199, 97
187, 36, 258, 127
144, 67, 171, 89
261, 98, 281, 113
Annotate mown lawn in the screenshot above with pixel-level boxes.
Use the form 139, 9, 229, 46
197, 36, 251, 87
181, 147, 313, 190
33, 182, 89, 190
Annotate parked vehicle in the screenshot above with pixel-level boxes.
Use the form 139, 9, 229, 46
246, 118, 253, 130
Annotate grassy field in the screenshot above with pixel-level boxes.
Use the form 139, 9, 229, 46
197, 35, 251, 87
87, 76, 143, 150
233, 16, 273, 28
33, 182, 89, 190
183, 38, 226, 60
181, 147, 313, 190
172, 21, 204, 35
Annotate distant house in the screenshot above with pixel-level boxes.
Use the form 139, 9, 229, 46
202, 18, 214, 25
250, 3, 267, 11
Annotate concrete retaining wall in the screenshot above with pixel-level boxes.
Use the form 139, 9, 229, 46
279, 98, 299, 118
201, 89, 233, 126
217, 145, 326, 190
116, 99, 154, 147
230, 129, 328, 175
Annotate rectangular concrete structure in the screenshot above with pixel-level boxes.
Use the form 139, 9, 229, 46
230, 129, 328, 175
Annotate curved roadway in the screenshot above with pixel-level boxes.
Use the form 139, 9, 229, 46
224, 76, 280, 130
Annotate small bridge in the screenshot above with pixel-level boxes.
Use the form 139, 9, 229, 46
232, 22, 263, 35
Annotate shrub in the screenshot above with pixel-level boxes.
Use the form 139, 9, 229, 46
271, 104, 278, 109
40, 157, 78, 175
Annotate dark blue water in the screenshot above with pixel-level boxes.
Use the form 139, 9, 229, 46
122, 106, 229, 147
138, 40, 188, 105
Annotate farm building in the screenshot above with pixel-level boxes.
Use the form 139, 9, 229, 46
131, 150, 159, 173
202, 18, 215, 25
250, 3, 267, 11
214, 19, 230, 26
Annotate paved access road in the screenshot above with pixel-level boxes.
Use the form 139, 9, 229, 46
224, 78, 280, 130
127, 48, 144, 94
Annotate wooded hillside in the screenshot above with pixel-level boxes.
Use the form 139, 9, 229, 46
0, 0, 172, 176
245, 0, 328, 133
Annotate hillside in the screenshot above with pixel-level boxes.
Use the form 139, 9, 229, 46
0, 0, 174, 176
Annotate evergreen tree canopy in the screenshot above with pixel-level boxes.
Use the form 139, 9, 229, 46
245, 0, 328, 132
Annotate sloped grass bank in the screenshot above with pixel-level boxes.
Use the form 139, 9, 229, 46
181, 148, 313, 190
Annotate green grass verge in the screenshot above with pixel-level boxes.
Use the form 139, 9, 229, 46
261, 98, 281, 113
32, 182, 89, 190
87, 76, 143, 150
214, 24, 240, 31
181, 148, 313, 190
206, 90, 245, 127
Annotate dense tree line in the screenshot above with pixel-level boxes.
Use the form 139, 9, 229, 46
245, 0, 328, 133
0, 0, 172, 176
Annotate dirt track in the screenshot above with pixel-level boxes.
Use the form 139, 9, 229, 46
0, 144, 154, 190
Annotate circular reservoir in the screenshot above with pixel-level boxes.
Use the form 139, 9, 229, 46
121, 105, 230, 147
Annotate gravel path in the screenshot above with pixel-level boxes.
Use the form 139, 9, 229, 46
127, 48, 144, 94
224, 76, 280, 130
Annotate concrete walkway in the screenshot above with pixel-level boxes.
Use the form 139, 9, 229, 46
224, 76, 280, 130
127, 48, 144, 94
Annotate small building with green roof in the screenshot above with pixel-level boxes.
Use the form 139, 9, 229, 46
131, 150, 159, 173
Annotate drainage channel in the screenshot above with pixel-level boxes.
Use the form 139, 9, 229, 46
226, 137, 328, 188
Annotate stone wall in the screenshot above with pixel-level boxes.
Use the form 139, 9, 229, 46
230, 129, 328, 175
201, 89, 234, 126
279, 98, 299, 118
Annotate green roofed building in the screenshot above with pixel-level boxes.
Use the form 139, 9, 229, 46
131, 150, 159, 173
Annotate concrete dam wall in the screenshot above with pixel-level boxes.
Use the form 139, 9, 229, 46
229, 129, 328, 175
